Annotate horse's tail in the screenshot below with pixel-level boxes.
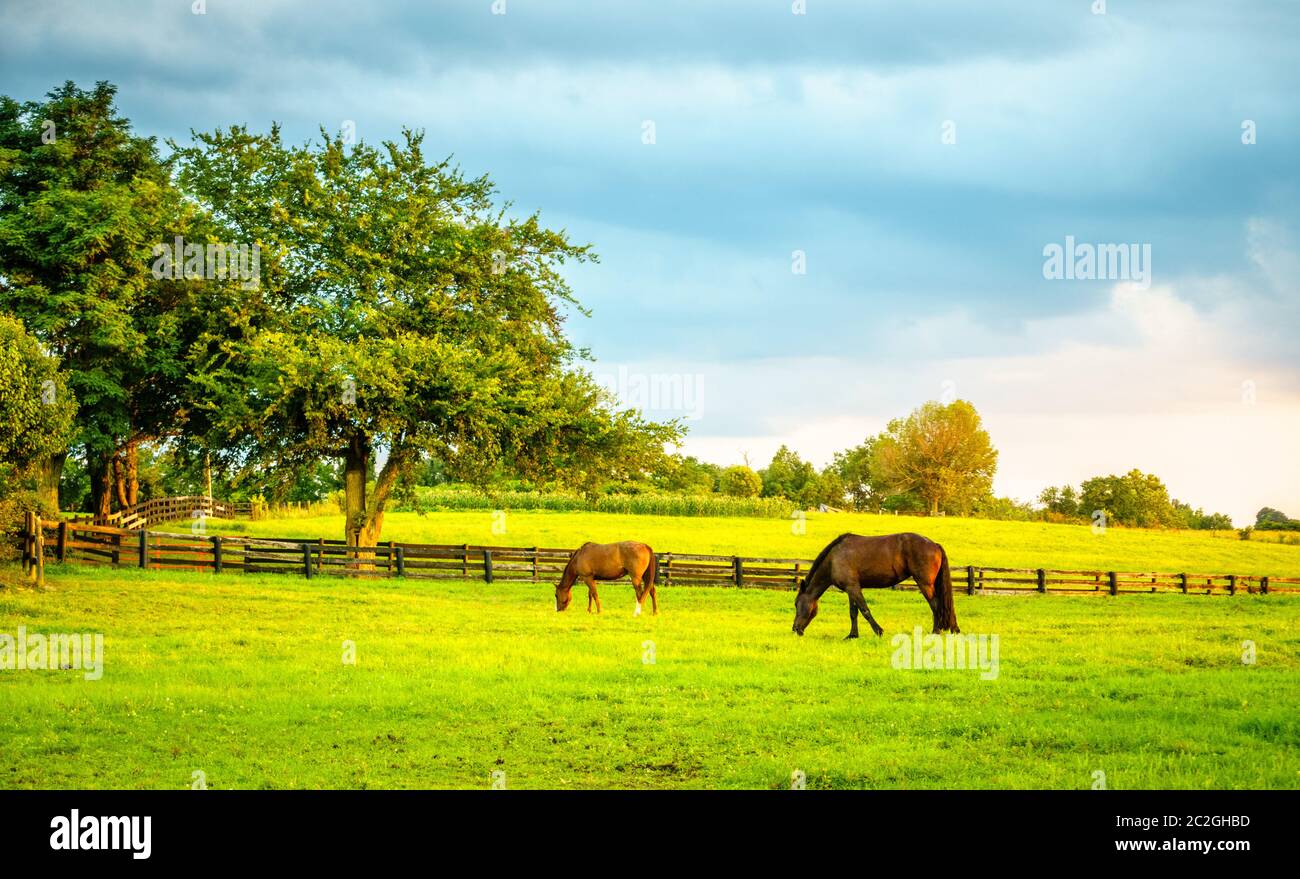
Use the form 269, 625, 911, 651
934, 545, 959, 633
643, 545, 658, 589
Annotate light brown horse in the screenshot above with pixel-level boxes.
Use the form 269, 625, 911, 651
792, 532, 959, 638
556, 541, 659, 616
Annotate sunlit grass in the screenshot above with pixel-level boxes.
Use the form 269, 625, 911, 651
1, 563, 1296, 789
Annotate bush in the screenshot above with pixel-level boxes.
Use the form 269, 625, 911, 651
0, 465, 60, 564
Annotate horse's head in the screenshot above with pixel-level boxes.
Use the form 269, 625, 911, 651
554, 580, 573, 612
792, 580, 818, 635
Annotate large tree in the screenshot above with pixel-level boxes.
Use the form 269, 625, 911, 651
175, 126, 679, 544
870, 399, 998, 515
0, 81, 195, 516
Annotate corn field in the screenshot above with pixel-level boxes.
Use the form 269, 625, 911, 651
404, 488, 796, 519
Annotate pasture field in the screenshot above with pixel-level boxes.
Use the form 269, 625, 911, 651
201, 508, 1300, 576
1, 562, 1297, 789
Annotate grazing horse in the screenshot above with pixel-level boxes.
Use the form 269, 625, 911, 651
556, 541, 659, 616
792, 532, 959, 638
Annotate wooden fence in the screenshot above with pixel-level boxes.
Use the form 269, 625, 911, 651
15, 516, 1300, 596
77, 495, 254, 531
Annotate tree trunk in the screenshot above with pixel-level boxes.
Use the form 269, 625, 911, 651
91, 451, 114, 521
112, 442, 140, 509
36, 452, 66, 512
113, 454, 128, 509
124, 442, 139, 507
343, 435, 369, 546
929, 496, 940, 516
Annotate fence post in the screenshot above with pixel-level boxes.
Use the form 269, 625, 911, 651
395, 546, 405, 577
463, 544, 470, 578
1227, 574, 1236, 596
21, 511, 32, 576
35, 516, 44, 585
1036, 568, 1046, 593
484, 550, 494, 584
1108, 571, 1118, 596
212, 536, 223, 574
317, 537, 325, 574
111, 530, 121, 567
532, 547, 539, 582
966, 565, 976, 595
57, 520, 68, 563
733, 556, 743, 587
1261, 576, 1269, 595
139, 529, 148, 569
303, 543, 314, 579
1179, 572, 1187, 594
29, 512, 38, 578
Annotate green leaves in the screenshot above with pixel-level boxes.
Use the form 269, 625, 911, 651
0, 315, 76, 467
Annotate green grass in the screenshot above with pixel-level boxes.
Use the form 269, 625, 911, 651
1, 563, 1297, 789
198, 508, 1300, 576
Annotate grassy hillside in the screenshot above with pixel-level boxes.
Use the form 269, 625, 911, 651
2, 565, 1296, 789
189, 509, 1300, 576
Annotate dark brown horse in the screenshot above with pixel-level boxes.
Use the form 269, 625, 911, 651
792, 532, 959, 638
556, 541, 659, 616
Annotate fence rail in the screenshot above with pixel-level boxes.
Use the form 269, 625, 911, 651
14, 516, 1300, 596
75, 495, 254, 531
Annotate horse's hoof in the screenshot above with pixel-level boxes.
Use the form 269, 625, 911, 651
844, 634, 859, 640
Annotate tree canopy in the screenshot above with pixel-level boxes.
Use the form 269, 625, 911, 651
0, 81, 197, 516
172, 124, 680, 543
870, 400, 998, 515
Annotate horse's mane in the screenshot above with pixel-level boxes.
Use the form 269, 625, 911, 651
800, 533, 854, 592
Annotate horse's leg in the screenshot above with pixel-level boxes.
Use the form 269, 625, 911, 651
584, 576, 602, 614
913, 568, 941, 633
845, 583, 884, 637
845, 602, 860, 640
630, 572, 645, 617
648, 582, 658, 615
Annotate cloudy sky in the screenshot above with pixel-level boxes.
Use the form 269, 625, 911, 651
4, 1, 1298, 523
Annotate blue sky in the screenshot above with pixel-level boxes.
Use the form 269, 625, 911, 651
3, 0, 1298, 523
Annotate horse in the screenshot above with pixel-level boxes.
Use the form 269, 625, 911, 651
556, 541, 659, 616
792, 532, 959, 638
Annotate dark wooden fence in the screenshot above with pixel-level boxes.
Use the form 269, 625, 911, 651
15, 516, 1300, 596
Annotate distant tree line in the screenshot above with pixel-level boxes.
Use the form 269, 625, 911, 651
1038, 470, 1233, 530
1254, 507, 1300, 531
